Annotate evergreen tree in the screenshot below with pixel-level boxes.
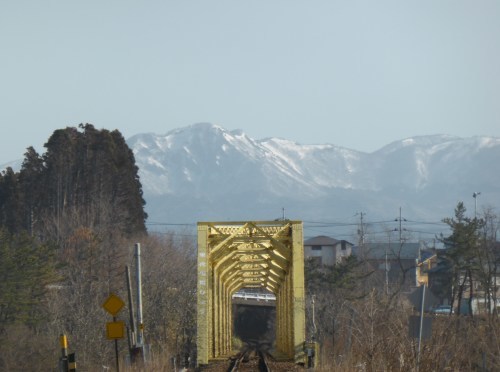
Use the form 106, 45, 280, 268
0, 228, 59, 329
0, 167, 22, 234
440, 202, 482, 315
42, 126, 80, 219
18, 147, 45, 235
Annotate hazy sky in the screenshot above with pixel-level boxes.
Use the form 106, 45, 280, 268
2, 0, 499, 163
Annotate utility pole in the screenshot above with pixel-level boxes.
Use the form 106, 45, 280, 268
385, 242, 389, 297
473, 192, 481, 219
417, 285, 426, 372
386, 207, 407, 297
394, 207, 407, 246
357, 212, 366, 248
399, 207, 402, 244
125, 266, 136, 347
135, 243, 144, 346
311, 295, 317, 341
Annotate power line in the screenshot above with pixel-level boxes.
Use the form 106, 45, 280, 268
144, 214, 453, 243
146, 222, 196, 226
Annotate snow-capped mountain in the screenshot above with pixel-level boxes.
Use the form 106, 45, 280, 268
131, 123, 366, 198
2, 123, 498, 237
128, 123, 500, 229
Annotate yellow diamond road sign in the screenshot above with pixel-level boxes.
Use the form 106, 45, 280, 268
106, 321, 125, 339
102, 293, 125, 316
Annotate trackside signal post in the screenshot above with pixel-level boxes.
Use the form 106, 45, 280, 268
196, 220, 306, 366
58, 334, 76, 372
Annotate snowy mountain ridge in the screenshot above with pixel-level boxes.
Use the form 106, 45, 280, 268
127, 123, 500, 225
2, 124, 498, 227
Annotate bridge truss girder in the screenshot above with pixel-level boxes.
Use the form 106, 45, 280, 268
196, 221, 305, 366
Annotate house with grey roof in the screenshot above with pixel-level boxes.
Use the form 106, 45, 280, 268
304, 235, 353, 266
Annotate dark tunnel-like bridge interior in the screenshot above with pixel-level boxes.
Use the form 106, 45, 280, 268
233, 303, 276, 344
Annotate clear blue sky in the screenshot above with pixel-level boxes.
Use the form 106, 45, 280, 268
1, 0, 499, 163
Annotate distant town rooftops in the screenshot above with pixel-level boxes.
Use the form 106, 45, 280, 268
304, 235, 352, 246
353, 242, 425, 260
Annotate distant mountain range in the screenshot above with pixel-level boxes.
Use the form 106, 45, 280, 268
3, 123, 499, 240
128, 123, 500, 237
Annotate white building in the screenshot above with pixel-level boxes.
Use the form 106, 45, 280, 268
304, 235, 353, 266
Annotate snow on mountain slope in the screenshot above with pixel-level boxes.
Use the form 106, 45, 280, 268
258, 138, 366, 190
127, 125, 500, 225
370, 135, 500, 193
3, 124, 498, 226
131, 123, 339, 198
131, 126, 500, 198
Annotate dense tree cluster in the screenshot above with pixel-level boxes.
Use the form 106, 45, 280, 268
0, 123, 147, 239
0, 124, 157, 370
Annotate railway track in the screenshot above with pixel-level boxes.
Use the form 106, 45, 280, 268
199, 341, 303, 371
229, 348, 271, 372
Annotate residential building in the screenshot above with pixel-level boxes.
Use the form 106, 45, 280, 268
304, 235, 353, 266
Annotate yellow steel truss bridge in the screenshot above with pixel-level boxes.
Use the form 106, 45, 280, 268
196, 220, 306, 366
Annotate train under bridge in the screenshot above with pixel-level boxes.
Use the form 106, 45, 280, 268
196, 220, 306, 367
